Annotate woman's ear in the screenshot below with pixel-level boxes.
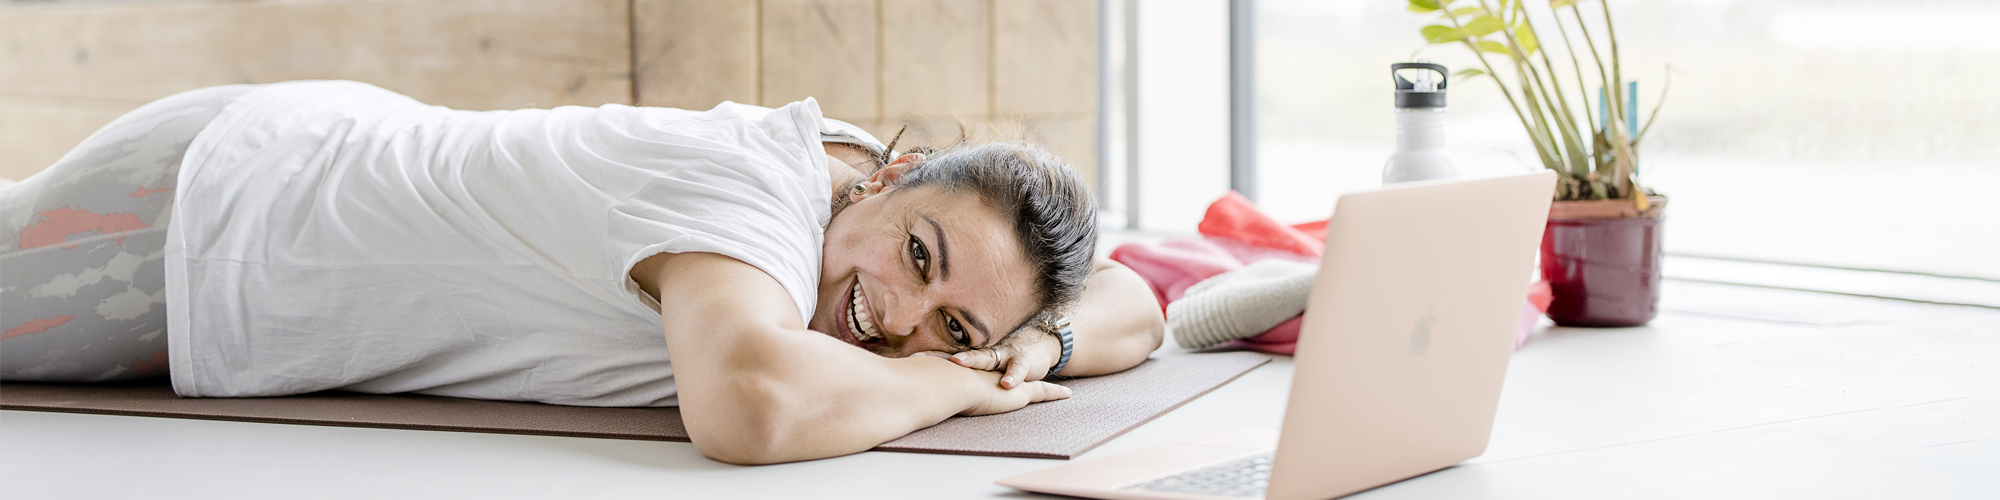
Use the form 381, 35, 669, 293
886, 152, 925, 167
857, 153, 924, 199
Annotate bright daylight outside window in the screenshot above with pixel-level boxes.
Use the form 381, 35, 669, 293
1245, 0, 1998, 281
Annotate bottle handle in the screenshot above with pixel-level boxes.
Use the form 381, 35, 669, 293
1392, 62, 1449, 91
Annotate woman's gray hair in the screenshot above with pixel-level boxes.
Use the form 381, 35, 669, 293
888, 141, 1098, 326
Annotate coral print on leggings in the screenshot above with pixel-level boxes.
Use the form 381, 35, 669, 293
1, 85, 254, 382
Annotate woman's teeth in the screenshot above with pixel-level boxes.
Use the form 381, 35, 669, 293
849, 282, 883, 342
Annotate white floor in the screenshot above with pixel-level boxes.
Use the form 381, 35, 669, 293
4, 279, 1995, 499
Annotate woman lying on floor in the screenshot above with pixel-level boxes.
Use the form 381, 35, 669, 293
0, 81, 1164, 464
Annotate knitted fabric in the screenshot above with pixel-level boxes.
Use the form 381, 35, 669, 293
1167, 260, 1318, 350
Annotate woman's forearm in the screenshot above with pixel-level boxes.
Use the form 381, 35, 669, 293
680, 326, 993, 464
645, 251, 1054, 464
1058, 259, 1165, 377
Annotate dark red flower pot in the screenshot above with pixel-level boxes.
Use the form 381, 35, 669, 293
1538, 198, 1667, 327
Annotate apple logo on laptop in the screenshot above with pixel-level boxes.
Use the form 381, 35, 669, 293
1408, 309, 1435, 357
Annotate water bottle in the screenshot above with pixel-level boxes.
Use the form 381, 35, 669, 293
1382, 61, 1459, 184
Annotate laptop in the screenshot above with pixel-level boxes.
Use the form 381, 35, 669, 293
998, 171, 1556, 500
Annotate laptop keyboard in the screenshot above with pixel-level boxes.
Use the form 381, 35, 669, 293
1131, 451, 1275, 498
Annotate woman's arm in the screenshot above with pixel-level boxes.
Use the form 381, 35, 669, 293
1057, 258, 1165, 376
949, 257, 1165, 384
634, 251, 1069, 464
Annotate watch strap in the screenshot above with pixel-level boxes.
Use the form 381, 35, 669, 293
1046, 316, 1074, 378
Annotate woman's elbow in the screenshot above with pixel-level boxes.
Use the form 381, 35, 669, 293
674, 336, 820, 464
680, 341, 863, 464
697, 434, 793, 465
684, 371, 820, 464
1113, 313, 1165, 371
1138, 311, 1166, 352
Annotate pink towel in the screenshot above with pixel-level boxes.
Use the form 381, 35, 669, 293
1112, 191, 1548, 355
1197, 191, 1324, 257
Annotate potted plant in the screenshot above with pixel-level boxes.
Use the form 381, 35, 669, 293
1406, 0, 1668, 327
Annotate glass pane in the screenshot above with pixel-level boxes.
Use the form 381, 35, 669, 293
1254, 0, 1999, 279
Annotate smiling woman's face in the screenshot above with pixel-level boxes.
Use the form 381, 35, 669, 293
808, 172, 1039, 358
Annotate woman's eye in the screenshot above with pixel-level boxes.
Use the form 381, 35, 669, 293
909, 235, 929, 276
946, 316, 968, 345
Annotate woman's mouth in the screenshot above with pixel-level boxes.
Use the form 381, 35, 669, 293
846, 279, 886, 343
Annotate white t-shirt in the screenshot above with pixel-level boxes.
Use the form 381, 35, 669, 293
166, 80, 866, 407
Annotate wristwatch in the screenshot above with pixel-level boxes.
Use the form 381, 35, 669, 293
1046, 316, 1074, 378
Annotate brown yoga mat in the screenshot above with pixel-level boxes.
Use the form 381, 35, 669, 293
1, 351, 1268, 460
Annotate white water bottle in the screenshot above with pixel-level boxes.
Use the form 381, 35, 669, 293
1383, 62, 1460, 184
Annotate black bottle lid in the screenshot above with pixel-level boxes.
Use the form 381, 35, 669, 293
1393, 62, 1449, 109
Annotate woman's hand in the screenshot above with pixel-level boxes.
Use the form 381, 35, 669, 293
925, 258, 1168, 385
928, 327, 1063, 389
912, 351, 1073, 415
962, 377, 1073, 416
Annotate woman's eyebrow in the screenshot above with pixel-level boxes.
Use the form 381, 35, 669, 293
920, 214, 993, 343
919, 214, 951, 280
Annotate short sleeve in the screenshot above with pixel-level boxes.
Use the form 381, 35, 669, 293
603, 100, 832, 324
669, 101, 886, 157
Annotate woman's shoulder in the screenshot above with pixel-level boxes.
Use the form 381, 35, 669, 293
626, 100, 886, 155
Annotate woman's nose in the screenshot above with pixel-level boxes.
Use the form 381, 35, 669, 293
876, 286, 934, 340
881, 303, 924, 340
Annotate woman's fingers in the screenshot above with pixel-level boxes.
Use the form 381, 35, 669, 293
952, 331, 1060, 389
961, 379, 1072, 416
1003, 332, 1057, 384
945, 331, 1062, 390
1026, 381, 1073, 403
1000, 356, 1032, 389
950, 347, 1006, 371
959, 344, 1043, 389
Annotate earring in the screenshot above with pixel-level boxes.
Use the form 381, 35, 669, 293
852, 185, 866, 196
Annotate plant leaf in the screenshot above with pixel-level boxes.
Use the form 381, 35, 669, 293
1407, 0, 1439, 12
1477, 40, 1513, 57
1516, 24, 1539, 56
1550, 0, 1578, 8
1448, 6, 1486, 17
1452, 68, 1487, 83
1421, 25, 1465, 43
1462, 15, 1505, 37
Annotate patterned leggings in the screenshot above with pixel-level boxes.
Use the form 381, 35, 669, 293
0, 85, 254, 382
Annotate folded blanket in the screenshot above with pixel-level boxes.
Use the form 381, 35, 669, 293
1168, 260, 1316, 351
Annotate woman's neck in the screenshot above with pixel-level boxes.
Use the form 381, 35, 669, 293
824, 142, 873, 223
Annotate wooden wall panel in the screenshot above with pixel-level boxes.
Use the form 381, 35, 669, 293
0, 96, 130, 182
880, 0, 989, 120
0, 0, 631, 109
859, 117, 985, 153
855, 112, 1093, 195
1024, 114, 1099, 194
0, 0, 632, 179
634, 0, 759, 109
993, 0, 1098, 116
6, 0, 1099, 187
760, 0, 878, 123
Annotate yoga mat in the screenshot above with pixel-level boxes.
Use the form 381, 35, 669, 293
1, 352, 1268, 460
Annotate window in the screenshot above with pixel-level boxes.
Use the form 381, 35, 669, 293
1117, 0, 1998, 281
